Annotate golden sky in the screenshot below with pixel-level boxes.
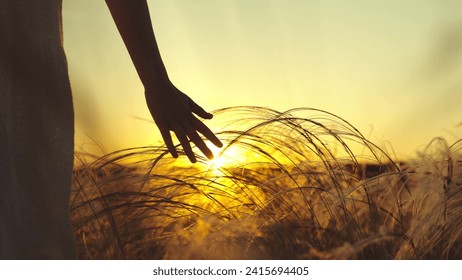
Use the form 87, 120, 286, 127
63, 0, 462, 160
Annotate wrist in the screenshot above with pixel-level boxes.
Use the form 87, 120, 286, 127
143, 72, 171, 92
143, 78, 175, 98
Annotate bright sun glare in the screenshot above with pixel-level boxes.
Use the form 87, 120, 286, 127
205, 143, 251, 171
208, 145, 235, 169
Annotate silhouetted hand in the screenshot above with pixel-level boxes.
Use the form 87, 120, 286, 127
105, 0, 222, 162
145, 81, 223, 163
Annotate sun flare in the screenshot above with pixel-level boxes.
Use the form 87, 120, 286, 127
206, 144, 244, 170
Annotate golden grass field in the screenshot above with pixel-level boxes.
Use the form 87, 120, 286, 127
71, 107, 462, 259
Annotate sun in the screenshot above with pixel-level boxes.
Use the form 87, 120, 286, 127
209, 151, 227, 168
205, 143, 247, 170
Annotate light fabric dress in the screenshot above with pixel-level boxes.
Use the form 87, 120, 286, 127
0, 0, 76, 258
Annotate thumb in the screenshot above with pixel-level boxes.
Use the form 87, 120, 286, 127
188, 98, 213, 119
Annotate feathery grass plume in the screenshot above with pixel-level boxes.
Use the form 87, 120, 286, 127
71, 106, 461, 259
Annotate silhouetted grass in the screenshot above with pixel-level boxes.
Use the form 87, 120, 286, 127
71, 106, 462, 259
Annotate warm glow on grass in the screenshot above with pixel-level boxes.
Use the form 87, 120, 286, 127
208, 144, 243, 168
71, 107, 462, 259
199, 143, 251, 178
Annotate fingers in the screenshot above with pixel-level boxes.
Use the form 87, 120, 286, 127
173, 126, 197, 163
187, 96, 213, 119
174, 122, 217, 161
155, 90, 221, 162
167, 120, 220, 162
185, 127, 214, 160
192, 117, 223, 148
159, 118, 220, 163
158, 124, 178, 158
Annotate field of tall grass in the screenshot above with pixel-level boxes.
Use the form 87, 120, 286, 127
71, 106, 462, 259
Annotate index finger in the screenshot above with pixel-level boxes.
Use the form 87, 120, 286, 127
173, 126, 197, 163
158, 125, 178, 158
192, 117, 223, 148
185, 126, 214, 160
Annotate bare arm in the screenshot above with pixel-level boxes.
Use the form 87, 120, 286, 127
105, 0, 222, 163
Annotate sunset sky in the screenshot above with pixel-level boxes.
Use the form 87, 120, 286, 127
63, 0, 462, 160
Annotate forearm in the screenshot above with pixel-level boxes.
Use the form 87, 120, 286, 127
106, 0, 222, 162
105, 0, 169, 90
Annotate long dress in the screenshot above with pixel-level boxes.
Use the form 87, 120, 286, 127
0, 0, 76, 259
